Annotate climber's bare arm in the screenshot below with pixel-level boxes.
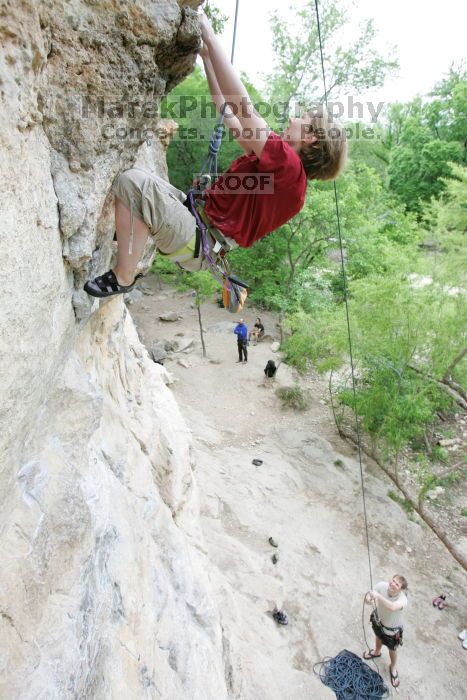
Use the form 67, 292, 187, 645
199, 13, 269, 158
200, 47, 251, 154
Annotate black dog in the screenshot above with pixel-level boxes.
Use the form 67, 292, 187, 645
264, 360, 277, 378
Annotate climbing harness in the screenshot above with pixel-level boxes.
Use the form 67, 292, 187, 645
370, 610, 404, 647
184, 0, 249, 312
186, 189, 248, 312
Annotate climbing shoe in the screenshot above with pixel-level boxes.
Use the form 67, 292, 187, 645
84, 269, 142, 298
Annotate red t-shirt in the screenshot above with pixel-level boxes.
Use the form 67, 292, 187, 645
204, 132, 307, 248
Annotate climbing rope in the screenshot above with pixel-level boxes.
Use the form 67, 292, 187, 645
310, 2, 383, 694
313, 0, 374, 592
198, 0, 241, 181
188, 0, 246, 310
313, 650, 389, 700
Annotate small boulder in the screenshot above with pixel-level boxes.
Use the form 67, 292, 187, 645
140, 285, 155, 296
426, 486, 445, 501
177, 358, 191, 368
270, 341, 281, 352
173, 336, 194, 353
72, 289, 96, 321
150, 340, 167, 363
124, 288, 143, 305
159, 311, 180, 322
207, 321, 237, 334
437, 438, 460, 447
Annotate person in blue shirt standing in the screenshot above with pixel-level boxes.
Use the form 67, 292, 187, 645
234, 319, 248, 364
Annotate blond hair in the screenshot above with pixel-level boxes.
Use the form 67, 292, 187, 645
299, 107, 348, 181
393, 574, 408, 590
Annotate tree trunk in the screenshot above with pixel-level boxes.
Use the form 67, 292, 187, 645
336, 425, 467, 572
443, 377, 467, 403
408, 364, 467, 411
197, 304, 207, 358
278, 311, 284, 345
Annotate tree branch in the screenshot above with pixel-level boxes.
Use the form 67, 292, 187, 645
336, 425, 467, 572
442, 346, 467, 383
408, 365, 467, 411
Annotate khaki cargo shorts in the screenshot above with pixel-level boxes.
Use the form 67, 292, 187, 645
112, 166, 207, 272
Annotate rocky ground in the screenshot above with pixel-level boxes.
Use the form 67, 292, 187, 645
128, 275, 467, 700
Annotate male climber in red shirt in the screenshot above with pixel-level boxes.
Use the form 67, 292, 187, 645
84, 12, 347, 298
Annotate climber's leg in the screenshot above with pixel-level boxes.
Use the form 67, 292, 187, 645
113, 197, 149, 286
84, 167, 198, 298
83, 198, 148, 298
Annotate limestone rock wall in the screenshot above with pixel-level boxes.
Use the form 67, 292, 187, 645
0, 1, 228, 697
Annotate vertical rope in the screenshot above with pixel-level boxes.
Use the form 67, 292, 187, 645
199, 0, 241, 178
219, 0, 240, 128
128, 199, 134, 255
230, 0, 240, 64
313, 0, 374, 592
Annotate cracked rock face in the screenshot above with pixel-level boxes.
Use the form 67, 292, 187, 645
0, 0, 201, 453
0, 1, 229, 698
37, 0, 200, 274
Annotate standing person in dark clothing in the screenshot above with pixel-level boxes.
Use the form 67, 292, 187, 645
234, 319, 248, 363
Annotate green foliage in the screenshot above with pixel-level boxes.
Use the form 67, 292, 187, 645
159, 3, 464, 463
282, 307, 347, 373
162, 0, 406, 323
388, 138, 462, 213
151, 253, 185, 285
387, 66, 467, 214
231, 160, 419, 312
426, 63, 467, 143
151, 256, 218, 302
276, 385, 309, 411
461, 509, 467, 517
203, 3, 228, 34
387, 490, 414, 514
419, 471, 462, 502
188, 271, 218, 306
430, 446, 450, 464
267, 0, 398, 110
433, 163, 467, 236
283, 257, 464, 452
162, 67, 245, 193
339, 368, 445, 453
348, 122, 390, 181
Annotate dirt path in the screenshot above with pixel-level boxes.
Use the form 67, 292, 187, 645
130, 277, 467, 700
